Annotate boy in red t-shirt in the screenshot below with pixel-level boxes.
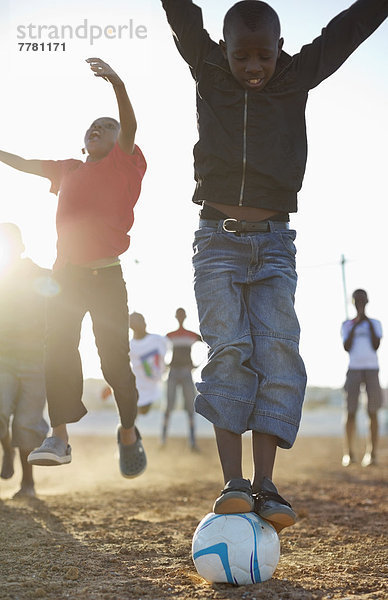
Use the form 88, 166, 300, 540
0, 58, 147, 479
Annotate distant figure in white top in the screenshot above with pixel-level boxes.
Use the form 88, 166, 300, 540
341, 289, 382, 467
129, 313, 167, 415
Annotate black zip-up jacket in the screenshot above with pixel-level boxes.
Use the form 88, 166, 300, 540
161, 0, 387, 213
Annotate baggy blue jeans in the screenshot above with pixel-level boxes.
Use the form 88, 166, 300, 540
192, 221, 307, 449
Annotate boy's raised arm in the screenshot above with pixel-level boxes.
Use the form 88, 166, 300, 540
160, 0, 214, 76
0, 150, 44, 177
86, 57, 137, 155
294, 0, 388, 90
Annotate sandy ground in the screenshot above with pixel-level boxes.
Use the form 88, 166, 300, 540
0, 432, 387, 600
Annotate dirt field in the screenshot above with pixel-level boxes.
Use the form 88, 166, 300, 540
1, 432, 387, 600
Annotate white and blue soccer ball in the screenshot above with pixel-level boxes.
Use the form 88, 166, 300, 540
192, 512, 280, 585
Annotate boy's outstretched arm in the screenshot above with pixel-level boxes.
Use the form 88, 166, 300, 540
161, 0, 214, 76
86, 57, 137, 155
0, 150, 44, 177
295, 0, 388, 90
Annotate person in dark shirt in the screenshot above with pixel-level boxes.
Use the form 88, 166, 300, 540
162, 308, 201, 449
161, 0, 387, 532
0, 223, 49, 497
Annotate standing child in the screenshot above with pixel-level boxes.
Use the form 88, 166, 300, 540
162, 308, 201, 449
160, 0, 387, 531
0, 58, 147, 479
0, 223, 49, 498
341, 289, 382, 468
129, 312, 167, 415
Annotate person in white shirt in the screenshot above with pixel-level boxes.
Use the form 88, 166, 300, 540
129, 313, 167, 415
341, 289, 382, 467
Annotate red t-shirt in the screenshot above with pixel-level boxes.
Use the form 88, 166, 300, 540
41, 143, 146, 270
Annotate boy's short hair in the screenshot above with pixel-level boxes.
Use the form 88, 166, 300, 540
352, 289, 368, 299
223, 0, 281, 39
107, 117, 120, 128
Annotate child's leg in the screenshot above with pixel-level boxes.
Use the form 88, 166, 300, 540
342, 370, 360, 465
243, 230, 304, 531
193, 227, 259, 441
361, 410, 378, 467
90, 267, 138, 434
181, 369, 197, 448
361, 371, 382, 466
251, 432, 277, 491
45, 267, 88, 429
214, 426, 243, 482
14, 449, 35, 497
52, 423, 69, 442
162, 371, 177, 444
193, 225, 305, 454
343, 412, 357, 464
252, 431, 296, 532
0, 371, 17, 479
1, 430, 15, 479
161, 413, 169, 446
192, 224, 304, 523
188, 413, 196, 450
213, 426, 254, 513
367, 411, 378, 455
90, 266, 146, 477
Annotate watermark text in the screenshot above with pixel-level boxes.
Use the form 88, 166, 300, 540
16, 19, 147, 46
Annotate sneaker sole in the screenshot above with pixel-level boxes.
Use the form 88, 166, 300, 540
260, 510, 296, 533
117, 426, 147, 479
213, 493, 254, 514
120, 461, 147, 479
27, 452, 72, 466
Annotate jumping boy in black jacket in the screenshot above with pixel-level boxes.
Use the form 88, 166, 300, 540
160, 0, 387, 532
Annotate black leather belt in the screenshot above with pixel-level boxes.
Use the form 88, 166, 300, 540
199, 218, 289, 233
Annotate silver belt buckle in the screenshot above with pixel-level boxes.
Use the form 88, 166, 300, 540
222, 218, 238, 233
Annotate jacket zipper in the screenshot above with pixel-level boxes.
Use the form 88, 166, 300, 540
239, 91, 248, 206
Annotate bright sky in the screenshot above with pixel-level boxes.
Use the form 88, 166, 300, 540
0, 0, 387, 388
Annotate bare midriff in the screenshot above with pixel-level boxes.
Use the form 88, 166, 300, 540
205, 201, 279, 222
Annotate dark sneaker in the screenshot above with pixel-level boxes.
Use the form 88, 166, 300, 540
1, 449, 15, 479
213, 478, 254, 514
254, 477, 296, 533
27, 437, 72, 466
117, 427, 147, 478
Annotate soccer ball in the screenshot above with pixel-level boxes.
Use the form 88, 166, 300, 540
192, 512, 280, 585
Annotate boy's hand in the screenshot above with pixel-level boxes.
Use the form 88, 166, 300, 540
86, 57, 122, 86
86, 57, 136, 155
